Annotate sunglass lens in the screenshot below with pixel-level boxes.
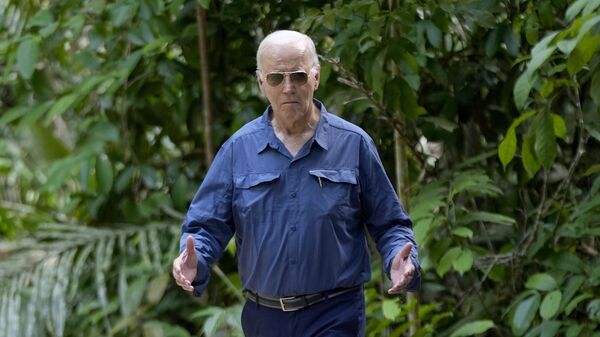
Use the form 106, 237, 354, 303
290, 72, 308, 84
266, 73, 284, 86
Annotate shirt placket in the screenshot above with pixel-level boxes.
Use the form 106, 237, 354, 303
286, 167, 300, 290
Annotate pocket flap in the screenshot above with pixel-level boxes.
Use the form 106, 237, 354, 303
234, 172, 280, 189
308, 169, 357, 185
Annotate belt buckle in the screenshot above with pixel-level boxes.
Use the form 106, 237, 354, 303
279, 296, 297, 312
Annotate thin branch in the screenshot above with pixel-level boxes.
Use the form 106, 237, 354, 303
521, 170, 548, 255
319, 56, 416, 148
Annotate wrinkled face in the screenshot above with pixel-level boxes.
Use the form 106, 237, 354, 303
256, 40, 320, 125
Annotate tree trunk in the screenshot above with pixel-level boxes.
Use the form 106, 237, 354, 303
394, 129, 419, 336
195, 5, 214, 166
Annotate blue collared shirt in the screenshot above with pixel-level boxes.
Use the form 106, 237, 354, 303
180, 100, 420, 297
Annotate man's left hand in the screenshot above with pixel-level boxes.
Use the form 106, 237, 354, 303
387, 243, 416, 294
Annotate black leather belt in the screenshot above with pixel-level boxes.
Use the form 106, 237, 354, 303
244, 286, 361, 312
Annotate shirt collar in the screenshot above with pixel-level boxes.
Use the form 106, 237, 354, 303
257, 99, 329, 153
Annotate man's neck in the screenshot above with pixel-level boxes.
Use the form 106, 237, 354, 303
272, 105, 320, 137
271, 104, 320, 157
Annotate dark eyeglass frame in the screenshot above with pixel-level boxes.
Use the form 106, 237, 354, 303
262, 70, 309, 87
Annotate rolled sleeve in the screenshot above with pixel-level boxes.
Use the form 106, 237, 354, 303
179, 142, 235, 297
359, 137, 421, 292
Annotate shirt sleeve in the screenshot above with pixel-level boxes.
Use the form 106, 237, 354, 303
179, 142, 235, 297
359, 136, 421, 292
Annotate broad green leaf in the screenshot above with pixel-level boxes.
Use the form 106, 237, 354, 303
582, 0, 600, 16
566, 0, 590, 21
528, 46, 556, 73
509, 110, 538, 129
115, 166, 137, 193
522, 134, 541, 177
0, 106, 29, 125
16, 38, 39, 79
531, 32, 559, 56
512, 294, 541, 336
453, 249, 474, 274
437, 247, 462, 277
558, 15, 600, 55
27, 10, 54, 28
532, 320, 562, 337
566, 293, 593, 315
551, 114, 567, 139
560, 276, 586, 311
540, 80, 554, 97
450, 171, 502, 197
382, 299, 401, 320
449, 320, 495, 337
29, 122, 70, 161
425, 21, 442, 48
526, 273, 558, 291
534, 112, 557, 170
540, 290, 562, 319
499, 127, 517, 168
513, 71, 534, 110
567, 34, 600, 75
452, 227, 473, 239
96, 155, 114, 195
43, 157, 80, 191
109, 3, 138, 27
584, 164, 600, 176
44, 94, 79, 125
457, 212, 515, 226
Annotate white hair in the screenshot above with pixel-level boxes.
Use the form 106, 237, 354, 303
256, 30, 319, 71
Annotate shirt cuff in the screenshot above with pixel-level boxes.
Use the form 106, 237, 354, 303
192, 260, 210, 297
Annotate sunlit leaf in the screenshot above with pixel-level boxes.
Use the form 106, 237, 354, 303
437, 247, 461, 277
499, 127, 517, 168
551, 114, 567, 139
450, 320, 495, 337
453, 249, 474, 274
526, 273, 558, 291
534, 112, 557, 170
540, 290, 562, 319
522, 134, 541, 177
512, 293, 541, 336
16, 37, 39, 79
382, 299, 401, 320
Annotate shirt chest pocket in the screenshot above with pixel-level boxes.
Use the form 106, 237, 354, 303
233, 172, 281, 210
308, 169, 359, 213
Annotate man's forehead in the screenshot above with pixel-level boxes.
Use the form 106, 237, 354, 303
261, 42, 310, 69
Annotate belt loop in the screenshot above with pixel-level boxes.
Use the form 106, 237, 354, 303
302, 295, 309, 307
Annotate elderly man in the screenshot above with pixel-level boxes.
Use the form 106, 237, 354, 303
172, 30, 420, 336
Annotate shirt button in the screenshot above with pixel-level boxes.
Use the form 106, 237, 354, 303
290, 226, 296, 232
290, 259, 297, 265
290, 192, 297, 198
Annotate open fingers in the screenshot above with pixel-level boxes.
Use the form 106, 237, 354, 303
387, 263, 416, 294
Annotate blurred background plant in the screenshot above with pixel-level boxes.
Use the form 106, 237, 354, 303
0, 0, 599, 336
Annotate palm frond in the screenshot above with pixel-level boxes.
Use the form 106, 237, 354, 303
0, 222, 179, 337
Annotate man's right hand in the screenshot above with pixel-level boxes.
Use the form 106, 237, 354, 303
172, 235, 198, 292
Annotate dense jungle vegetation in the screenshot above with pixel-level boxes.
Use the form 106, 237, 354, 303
1, 0, 599, 336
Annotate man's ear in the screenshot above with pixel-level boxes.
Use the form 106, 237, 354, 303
256, 70, 265, 96
313, 66, 320, 91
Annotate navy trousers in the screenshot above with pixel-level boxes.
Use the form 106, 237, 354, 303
241, 287, 365, 337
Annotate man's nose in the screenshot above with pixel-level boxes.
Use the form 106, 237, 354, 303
282, 75, 295, 92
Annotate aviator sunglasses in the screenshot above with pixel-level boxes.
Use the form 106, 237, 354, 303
263, 70, 309, 87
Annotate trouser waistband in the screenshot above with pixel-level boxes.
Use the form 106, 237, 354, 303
244, 286, 361, 312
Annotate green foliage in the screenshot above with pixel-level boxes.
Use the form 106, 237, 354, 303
1, 0, 599, 336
